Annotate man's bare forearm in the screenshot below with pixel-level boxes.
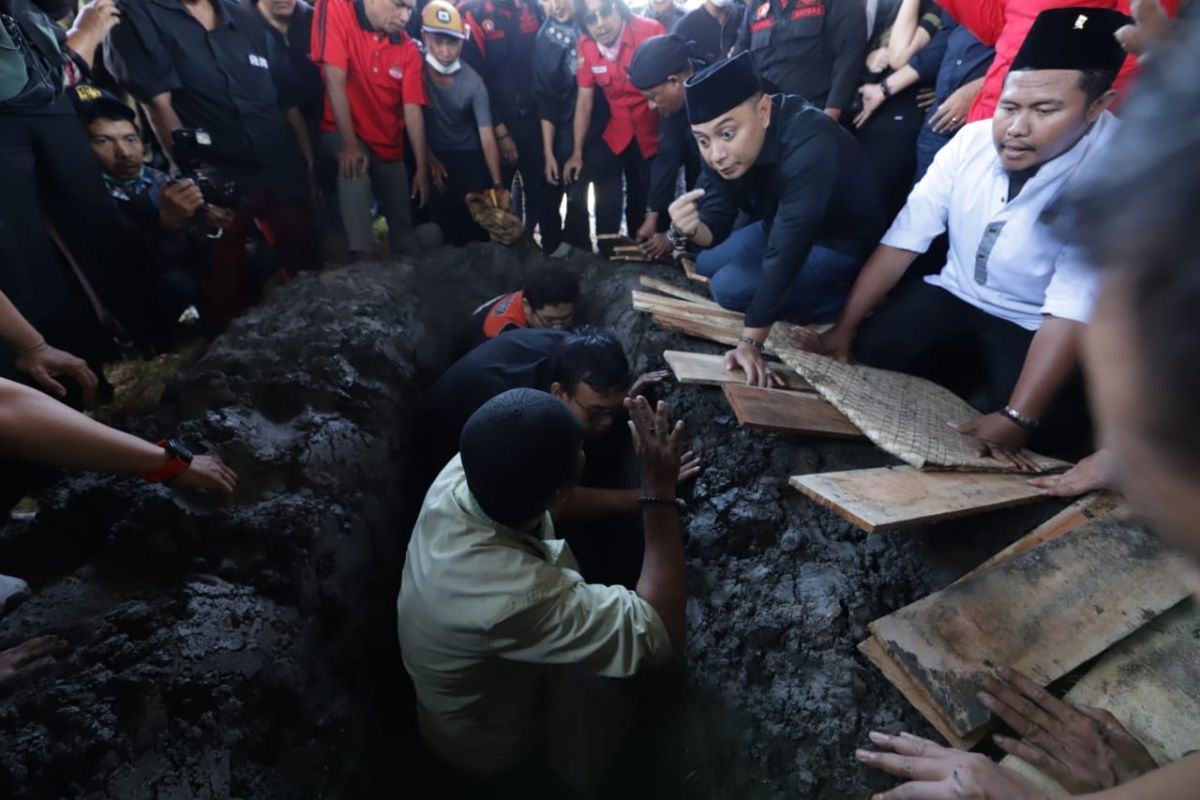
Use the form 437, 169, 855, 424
0, 291, 46, 353
636, 505, 686, 649
480, 127, 503, 187
833, 244, 920, 331
1078, 754, 1200, 800
571, 89, 593, 159
323, 68, 358, 146
1006, 316, 1084, 420
285, 107, 315, 167
143, 93, 184, 162
560, 487, 639, 520
403, 103, 428, 175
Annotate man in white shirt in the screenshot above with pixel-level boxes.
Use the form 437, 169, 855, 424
801, 8, 1131, 467
396, 388, 686, 779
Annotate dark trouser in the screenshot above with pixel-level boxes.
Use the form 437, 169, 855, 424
501, 111, 550, 247
854, 90, 924, 218
695, 221, 864, 324
429, 146, 492, 246
0, 101, 146, 360
540, 125, 591, 254
854, 280, 1092, 458
588, 138, 651, 243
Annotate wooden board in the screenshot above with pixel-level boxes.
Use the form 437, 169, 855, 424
869, 515, 1192, 743
789, 467, 1050, 533
859, 636, 988, 750
723, 383, 864, 439
632, 291, 744, 321
652, 313, 742, 347
1001, 597, 1200, 793
638, 275, 722, 309
663, 350, 810, 391
966, 492, 1125, 579
681, 256, 710, 285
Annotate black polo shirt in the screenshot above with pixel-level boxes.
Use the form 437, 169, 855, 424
696, 95, 887, 329
458, 0, 544, 124
732, 0, 866, 110
672, 3, 745, 61
104, 0, 301, 170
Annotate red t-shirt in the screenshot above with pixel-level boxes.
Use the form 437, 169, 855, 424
937, 0, 1179, 122
480, 290, 530, 338
577, 15, 665, 158
312, 0, 427, 161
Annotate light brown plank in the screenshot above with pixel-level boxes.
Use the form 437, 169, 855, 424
681, 257, 710, 285
965, 492, 1125, 579
789, 467, 1049, 534
869, 515, 1193, 741
652, 313, 742, 347
722, 383, 864, 439
1001, 598, 1200, 793
859, 637, 987, 750
638, 275, 722, 308
632, 291, 744, 321
664, 350, 810, 391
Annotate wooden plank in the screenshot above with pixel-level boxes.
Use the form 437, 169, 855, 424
638, 275, 722, 308
1001, 598, 1200, 793
966, 492, 1125, 579
632, 291, 744, 321
722, 383, 864, 439
652, 313, 742, 347
859, 637, 987, 750
869, 515, 1193, 742
664, 350, 810, 391
681, 256, 710, 285
789, 467, 1049, 534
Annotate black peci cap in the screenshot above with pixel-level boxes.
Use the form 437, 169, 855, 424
684, 51, 761, 125
71, 84, 136, 124
628, 34, 693, 91
1010, 7, 1132, 74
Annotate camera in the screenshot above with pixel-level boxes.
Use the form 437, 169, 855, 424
170, 128, 242, 209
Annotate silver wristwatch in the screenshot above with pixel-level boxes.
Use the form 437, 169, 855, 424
667, 222, 690, 251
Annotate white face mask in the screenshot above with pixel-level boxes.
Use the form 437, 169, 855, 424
425, 51, 462, 75
709, 0, 734, 7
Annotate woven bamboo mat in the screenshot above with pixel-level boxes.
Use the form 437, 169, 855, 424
773, 345, 1069, 473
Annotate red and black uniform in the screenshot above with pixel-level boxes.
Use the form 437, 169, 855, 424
457, 0, 549, 247
577, 14, 665, 241
464, 290, 530, 350
733, 0, 866, 111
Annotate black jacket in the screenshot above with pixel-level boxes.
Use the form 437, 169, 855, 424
697, 95, 886, 328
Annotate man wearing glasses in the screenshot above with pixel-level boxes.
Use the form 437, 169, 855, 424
463, 268, 581, 352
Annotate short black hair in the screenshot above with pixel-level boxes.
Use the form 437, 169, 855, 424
1051, 26, 1200, 474
460, 389, 583, 526
524, 269, 580, 312
549, 326, 630, 395
1078, 68, 1117, 104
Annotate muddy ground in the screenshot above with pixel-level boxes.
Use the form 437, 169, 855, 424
0, 242, 1067, 799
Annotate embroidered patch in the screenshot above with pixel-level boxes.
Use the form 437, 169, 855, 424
248, 54, 269, 68
591, 65, 608, 74
388, 65, 405, 80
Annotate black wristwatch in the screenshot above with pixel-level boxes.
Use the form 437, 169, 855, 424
163, 438, 195, 465
667, 222, 690, 251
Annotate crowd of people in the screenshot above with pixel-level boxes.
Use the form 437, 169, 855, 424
2, 0, 1200, 797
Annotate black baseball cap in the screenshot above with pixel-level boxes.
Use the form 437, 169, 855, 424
71, 84, 136, 124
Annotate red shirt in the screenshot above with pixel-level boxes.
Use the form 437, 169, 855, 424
480, 290, 530, 338
578, 16, 666, 158
937, 0, 1179, 122
312, 0, 427, 161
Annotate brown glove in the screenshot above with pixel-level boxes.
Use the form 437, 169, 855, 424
465, 188, 525, 246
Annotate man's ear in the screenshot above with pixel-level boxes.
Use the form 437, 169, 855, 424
522, 297, 534, 321
758, 93, 772, 127
549, 381, 567, 400
1088, 88, 1119, 122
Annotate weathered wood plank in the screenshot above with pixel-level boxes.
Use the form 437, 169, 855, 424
869, 516, 1192, 741
651, 313, 742, 347
723, 384, 864, 438
789, 467, 1049, 533
664, 350, 810, 391
632, 291, 744, 321
638, 275, 722, 308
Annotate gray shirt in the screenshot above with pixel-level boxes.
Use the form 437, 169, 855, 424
424, 62, 492, 152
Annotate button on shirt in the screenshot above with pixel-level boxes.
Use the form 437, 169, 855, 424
104, 0, 301, 168
396, 455, 672, 776
578, 15, 666, 158
733, 0, 866, 110
311, 0, 426, 161
697, 95, 887, 329
881, 113, 1119, 330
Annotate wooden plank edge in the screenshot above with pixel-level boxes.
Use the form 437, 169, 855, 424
651, 313, 741, 347
722, 385, 865, 440
638, 274, 722, 308
790, 475, 881, 533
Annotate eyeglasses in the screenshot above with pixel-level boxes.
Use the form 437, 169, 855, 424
583, 2, 616, 27
530, 309, 575, 329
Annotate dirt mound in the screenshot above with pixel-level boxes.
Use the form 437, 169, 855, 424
0, 244, 1059, 798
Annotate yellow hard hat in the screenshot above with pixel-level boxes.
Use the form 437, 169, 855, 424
422, 0, 466, 39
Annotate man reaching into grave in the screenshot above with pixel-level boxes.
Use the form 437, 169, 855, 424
799, 8, 1130, 467
858, 18, 1200, 799
665, 52, 887, 389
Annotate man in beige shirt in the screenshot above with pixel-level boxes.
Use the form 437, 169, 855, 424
396, 388, 688, 777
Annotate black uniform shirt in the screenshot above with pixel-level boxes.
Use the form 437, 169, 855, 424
732, 0, 866, 110
531, 17, 578, 128
697, 95, 887, 329
104, 0, 300, 169
459, 0, 544, 124
672, 3, 745, 61
238, 0, 325, 129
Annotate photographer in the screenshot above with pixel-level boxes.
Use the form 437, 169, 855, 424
103, 0, 320, 328
73, 86, 235, 340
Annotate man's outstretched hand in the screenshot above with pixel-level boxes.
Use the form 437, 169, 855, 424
625, 396, 683, 498
0, 636, 68, 685
980, 667, 1158, 793
15, 342, 98, 404
628, 369, 670, 399
857, 730, 1044, 799
955, 413, 1038, 472
167, 454, 238, 501
1028, 449, 1113, 497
